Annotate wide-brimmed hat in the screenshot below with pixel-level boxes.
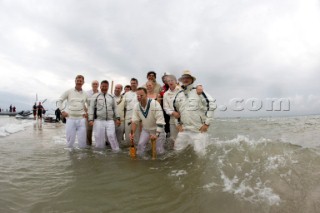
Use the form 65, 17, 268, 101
178, 70, 196, 82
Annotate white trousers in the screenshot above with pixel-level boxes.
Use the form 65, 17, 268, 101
137, 129, 165, 156
93, 120, 119, 150
169, 116, 178, 140
66, 118, 87, 148
124, 119, 140, 145
174, 131, 209, 156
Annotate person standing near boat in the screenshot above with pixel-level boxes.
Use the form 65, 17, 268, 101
37, 102, 44, 119
130, 87, 166, 157
88, 80, 121, 150
173, 70, 216, 155
32, 103, 37, 119
55, 108, 61, 122
86, 80, 99, 146
57, 75, 88, 148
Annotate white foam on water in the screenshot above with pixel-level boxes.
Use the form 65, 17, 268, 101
5, 123, 25, 134
265, 155, 287, 171
52, 136, 66, 145
212, 135, 284, 206
201, 182, 219, 191
221, 172, 239, 192
221, 171, 281, 206
0, 120, 33, 137
0, 126, 9, 136
92, 150, 107, 156
215, 135, 271, 147
168, 170, 188, 177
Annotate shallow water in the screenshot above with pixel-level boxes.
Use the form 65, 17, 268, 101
0, 116, 320, 213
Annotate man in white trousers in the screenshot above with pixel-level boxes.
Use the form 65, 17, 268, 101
57, 75, 88, 148
88, 80, 121, 150
173, 70, 216, 155
130, 87, 166, 157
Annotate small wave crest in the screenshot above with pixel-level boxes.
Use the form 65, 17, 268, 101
203, 135, 302, 206
0, 121, 33, 137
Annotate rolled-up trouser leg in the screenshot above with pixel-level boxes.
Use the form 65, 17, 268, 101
94, 120, 106, 149
106, 120, 119, 151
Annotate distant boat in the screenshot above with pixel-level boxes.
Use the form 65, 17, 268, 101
0, 112, 18, 116
44, 115, 59, 123
0, 110, 33, 117
15, 110, 33, 120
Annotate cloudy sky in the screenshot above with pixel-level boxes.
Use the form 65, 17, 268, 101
0, 0, 319, 117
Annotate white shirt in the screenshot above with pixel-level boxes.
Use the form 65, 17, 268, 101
163, 86, 181, 116
123, 90, 138, 120
114, 94, 125, 121
57, 88, 88, 118
132, 98, 165, 133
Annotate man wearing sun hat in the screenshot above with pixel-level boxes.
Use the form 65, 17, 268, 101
173, 70, 216, 155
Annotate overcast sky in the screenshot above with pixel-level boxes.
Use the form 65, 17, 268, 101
0, 0, 319, 117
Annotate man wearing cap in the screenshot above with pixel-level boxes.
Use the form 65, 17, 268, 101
173, 70, 216, 155
144, 71, 162, 94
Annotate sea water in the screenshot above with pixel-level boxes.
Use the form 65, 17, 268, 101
0, 115, 320, 213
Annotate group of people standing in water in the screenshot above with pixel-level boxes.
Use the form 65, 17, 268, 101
56, 70, 216, 157
32, 102, 45, 120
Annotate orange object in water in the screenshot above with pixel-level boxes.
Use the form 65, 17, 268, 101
130, 142, 136, 159
129, 131, 136, 159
